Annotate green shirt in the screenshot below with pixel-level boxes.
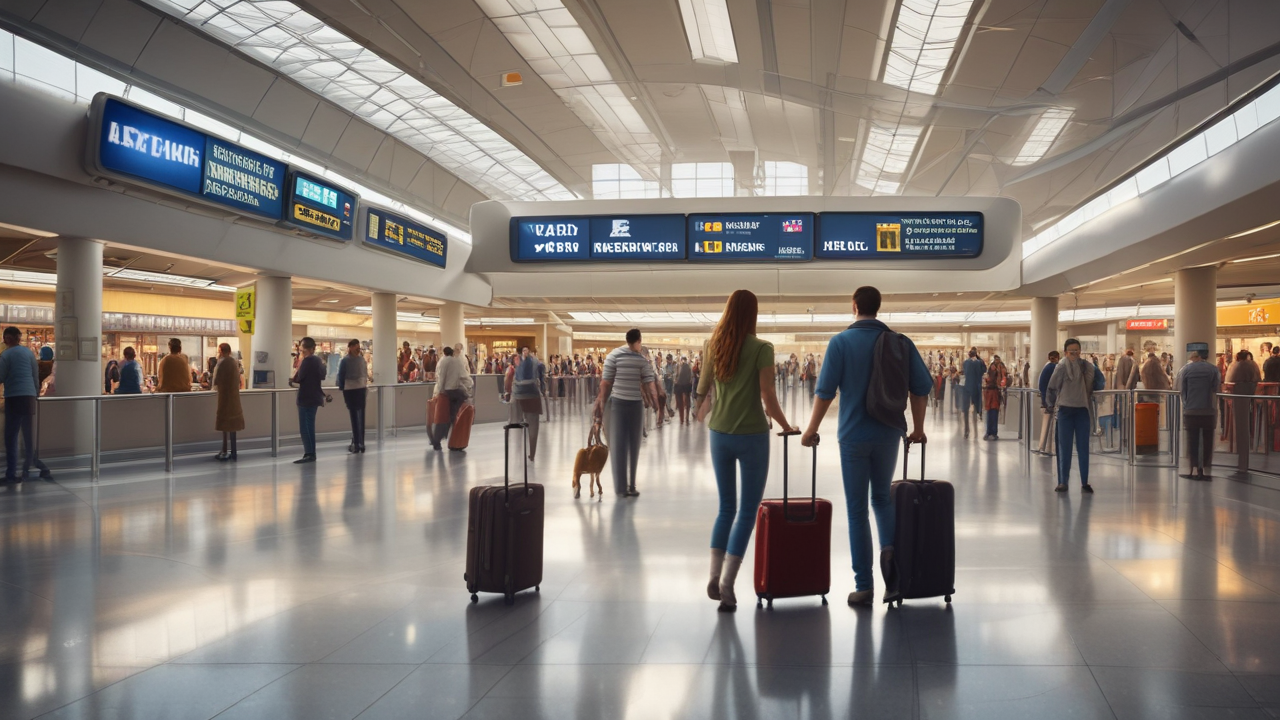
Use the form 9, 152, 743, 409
698, 335, 773, 435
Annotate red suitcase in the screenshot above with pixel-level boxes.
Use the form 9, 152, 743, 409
448, 403, 474, 450
754, 431, 832, 609
429, 393, 450, 425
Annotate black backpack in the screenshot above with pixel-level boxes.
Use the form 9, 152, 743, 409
851, 320, 910, 433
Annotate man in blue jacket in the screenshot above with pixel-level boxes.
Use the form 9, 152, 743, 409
800, 286, 932, 606
961, 348, 986, 439
0, 326, 52, 483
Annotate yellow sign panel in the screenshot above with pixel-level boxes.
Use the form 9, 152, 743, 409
876, 223, 901, 252
699, 241, 723, 253
238, 319, 255, 335
1218, 301, 1279, 327
235, 287, 255, 320
293, 203, 341, 232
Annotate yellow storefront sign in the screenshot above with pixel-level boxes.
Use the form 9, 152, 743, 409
235, 287, 255, 320
238, 319, 255, 335
1218, 301, 1280, 327
293, 203, 340, 232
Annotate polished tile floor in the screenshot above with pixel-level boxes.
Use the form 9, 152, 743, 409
3, 394, 1280, 719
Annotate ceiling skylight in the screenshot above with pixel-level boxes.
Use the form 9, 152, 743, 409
855, 122, 921, 194
677, 0, 739, 64
671, 162, 735, 198
592, 164, 662, 199
102, 267, 232, 290
1012, 109, 1072, 165
475, 0, 660, 170
883, 0, 977, 96
139, 0, 573, 202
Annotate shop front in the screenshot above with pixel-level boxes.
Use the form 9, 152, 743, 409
1217, 301, 1280, 359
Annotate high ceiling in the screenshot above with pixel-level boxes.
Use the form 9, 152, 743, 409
276, 0, 1280, 240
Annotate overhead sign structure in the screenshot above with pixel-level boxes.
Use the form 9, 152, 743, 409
688, 214, 814, 262
285, 171, 356, 241
815, 213, 984, 259
365, 208, 448, 268
587, 215, 685, 260
88, 94, 285, 221
512, 217, 591, 261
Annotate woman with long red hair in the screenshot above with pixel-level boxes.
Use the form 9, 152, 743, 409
694, 290, 795, 611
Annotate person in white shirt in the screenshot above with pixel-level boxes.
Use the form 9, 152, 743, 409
594, 329, 658, 497
431, 346, 474, 451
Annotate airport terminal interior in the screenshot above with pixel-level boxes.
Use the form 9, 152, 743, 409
2, 0, 1280, 717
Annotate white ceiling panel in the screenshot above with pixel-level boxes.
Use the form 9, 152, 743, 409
300, 101, 353, 155
31, 0, 100, 41
0, 0, 44, 21
252, 78, 320, 139
332, 117, 386, 171
389, 141, 427, 189
79, 0, 161, 66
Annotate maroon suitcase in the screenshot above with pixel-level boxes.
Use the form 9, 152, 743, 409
465, 423, 544, 605
754, 431, 832, 609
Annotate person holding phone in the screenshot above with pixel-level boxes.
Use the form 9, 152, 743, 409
290, 336, 331, 464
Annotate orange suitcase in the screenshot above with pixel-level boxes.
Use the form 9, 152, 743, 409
448, 404, 474, 450
429, 393, 450, 425
1135, 402, 1159, 454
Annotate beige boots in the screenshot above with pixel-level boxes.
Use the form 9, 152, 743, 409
708, 549, 724, 601
717, 555, 743, 612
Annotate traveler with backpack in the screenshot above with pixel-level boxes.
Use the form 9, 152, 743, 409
800, 287, 931, 605
1046, 338, 1106, 492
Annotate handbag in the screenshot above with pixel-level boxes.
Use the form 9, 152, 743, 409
572, 422, 610, 498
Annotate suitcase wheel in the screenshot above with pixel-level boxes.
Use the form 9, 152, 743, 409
756, 598, 763, 609
821, 595, 828, 606
535, 585, 540, 592
504, 593, 514, 606
470, 594, 478, 603
766, 597, 773, 611
945, 594, 951, 604
896, 599, 903, 608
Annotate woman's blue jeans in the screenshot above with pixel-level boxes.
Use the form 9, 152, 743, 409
841, 441, 899, 592
1056, 406, 1091, 486
709, 430, 770, 557
298, 405, 318, 456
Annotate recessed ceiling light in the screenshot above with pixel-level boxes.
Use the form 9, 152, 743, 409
321, 299, 341, 303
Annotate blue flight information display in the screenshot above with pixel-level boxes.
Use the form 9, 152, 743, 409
96, 97, 206, 195
816, 212, 983, 258
286, 171, 356, 241
688, 213, 813, 261
511, 217, 591, 261
92, 96, 286, 220
587, 215, 685, 260
365, 207, 447, 268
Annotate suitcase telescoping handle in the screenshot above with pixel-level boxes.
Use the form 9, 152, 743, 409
502, 422, 529, 503
902, 438, 928, 482
778, 430, 818, 522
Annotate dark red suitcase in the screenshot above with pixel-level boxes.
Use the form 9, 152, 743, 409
754, 431, 832, 609
887, 440, 954, 606
464, 423, 544, 605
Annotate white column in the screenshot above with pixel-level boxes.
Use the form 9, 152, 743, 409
1031, 297, 1059, 373
53, 237, 103, 398
558, 335, 573, 357
371, 292, 397, 386
252, 276, 292, 388
1174, 266, 1217, 367
538, 323, 549, 358
440, 301, 465, 351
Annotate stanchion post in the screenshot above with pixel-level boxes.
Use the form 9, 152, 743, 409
165, 393, 174, 473
271, 391, 279, 457
92, 397, 101, 481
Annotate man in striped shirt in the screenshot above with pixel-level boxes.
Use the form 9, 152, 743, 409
594, 328, 658, 497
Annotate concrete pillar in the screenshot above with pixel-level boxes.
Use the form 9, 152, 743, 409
558, 335, 573, 357
371, 292, 397, 386
252, 276, 292, 388
538, 323, 549, 358
236, 315, 253, 390
53, 237, 103, 398
1031, 297, 1059, 374
1174, 266, 1217, 367
440, 301, 465, 350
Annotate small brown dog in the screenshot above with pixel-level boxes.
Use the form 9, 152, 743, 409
573, 423, 608, 500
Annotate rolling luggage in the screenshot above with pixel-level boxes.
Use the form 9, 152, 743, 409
754, 431, 832, 609
429, 393, 450, 425
465, 423, 544, 604
1134, 401, 1159, 455
887, 440, 954, 606
448, 403, 474, 450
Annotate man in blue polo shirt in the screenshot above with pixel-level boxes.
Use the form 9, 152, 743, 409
800, 287, 931, 606
0, 326, 53, 483
961, 348, 986, 439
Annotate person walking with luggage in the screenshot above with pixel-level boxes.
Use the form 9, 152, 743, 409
510, 347, 544, 461
1046, 338, 1106, 493
593, 328, 657, 498
1176, 346, 1222, 480
800, 287, 931, 606
694, 291, 795, 611
289, 336, 330, 464
674, 355, 694, 425
961, 349, 985, 438
1, 326, 53, 483
212, 343, 243, 461
337, 339, 368, 453
157, 338, 192, 393
431, 346, 474, 451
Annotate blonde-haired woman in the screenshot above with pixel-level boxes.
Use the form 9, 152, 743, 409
695, 290, 795, 611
